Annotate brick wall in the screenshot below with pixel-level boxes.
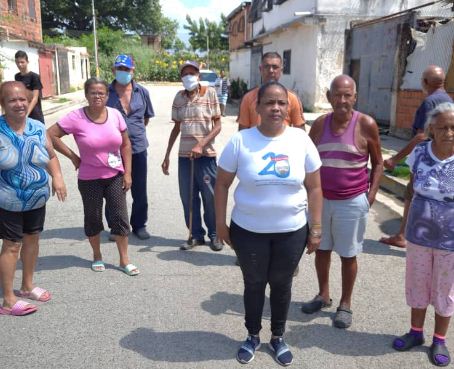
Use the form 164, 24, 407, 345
395, 89, 454, 131
229, 5, 252, 51
0, 0, 42, 43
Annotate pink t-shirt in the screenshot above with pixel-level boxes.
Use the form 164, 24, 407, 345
58, 107, 127, 180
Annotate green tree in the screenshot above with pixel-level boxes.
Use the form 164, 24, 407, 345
184, 15, 228, 52
41, 0, 163, 35
173, 38, 186, 52
160, 17, 179, 50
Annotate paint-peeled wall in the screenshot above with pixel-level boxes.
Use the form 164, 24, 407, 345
316, 17, 351, 108
229, 49, 251, 87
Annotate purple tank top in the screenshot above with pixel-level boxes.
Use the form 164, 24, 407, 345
317, 111, 369, 200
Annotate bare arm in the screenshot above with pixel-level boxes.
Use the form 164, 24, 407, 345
191, 116, 222, 157
304, 169, 323, 254
214, 167, 236, 247
161, 121, 181, 175
144, 117, 150, 126
362, 117, 384, 206
27, 90, 39, 116
47, 123, 81, 170
384, 131, 426, 170
120, 131, 132, 191
308, 116, 325, 145
45, 131, 67, 201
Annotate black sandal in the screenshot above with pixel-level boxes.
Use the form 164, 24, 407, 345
392, 333, 424, 351
429, 343, 451, 367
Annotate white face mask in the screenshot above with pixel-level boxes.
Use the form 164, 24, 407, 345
182, 75, 199, 91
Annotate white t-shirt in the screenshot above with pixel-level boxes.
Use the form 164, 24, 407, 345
218, 126, 322, 233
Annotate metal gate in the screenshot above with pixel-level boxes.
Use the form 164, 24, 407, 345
38, 49, 55, 97
56, 47, 70, 94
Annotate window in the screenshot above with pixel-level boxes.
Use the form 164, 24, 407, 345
72, 55, 76, 70
283, 50, 291, 75
238, 18, 245, 33
8, 0, 17, 12
29, 0, 36, 19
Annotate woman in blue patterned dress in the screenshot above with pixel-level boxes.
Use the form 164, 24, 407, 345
0, 81, 66, 316
393, 102, 454, 367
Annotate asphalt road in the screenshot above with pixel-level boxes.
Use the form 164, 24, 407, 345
0, 85, 451, 369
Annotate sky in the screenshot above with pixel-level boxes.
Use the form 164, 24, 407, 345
161, 0, 244, 44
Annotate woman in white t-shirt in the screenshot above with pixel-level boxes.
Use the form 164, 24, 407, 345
392, 102, 454, 367
215, 81, 323, 366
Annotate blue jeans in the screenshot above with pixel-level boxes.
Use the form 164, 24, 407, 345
106, 150, 148, 232
178, 156, 217, 240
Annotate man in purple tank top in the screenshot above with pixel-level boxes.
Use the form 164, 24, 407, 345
301, 75, 383, 329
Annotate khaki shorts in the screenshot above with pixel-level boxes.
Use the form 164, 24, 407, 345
319, 193, 370, 257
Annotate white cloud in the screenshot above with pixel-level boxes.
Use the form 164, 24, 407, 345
162, 0, 243, 44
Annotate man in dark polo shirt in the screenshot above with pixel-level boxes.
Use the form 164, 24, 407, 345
14, 50, 45, 124
106, 54, 154, 240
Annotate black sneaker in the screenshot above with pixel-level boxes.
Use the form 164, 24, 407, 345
181, 238, 205, 250
209, 237, 223, 252
133, 228, 151, 240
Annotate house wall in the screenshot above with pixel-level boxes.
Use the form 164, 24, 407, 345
229, 49, 251, 87
317, 0, 432, 16
260, 23, 318, 109
67, 47, 90, 90
0, 40, 39, 81
252, 0, 316, 38
229, 4, 252, 51
316, 17, 351, 109
0, 0, 42, 42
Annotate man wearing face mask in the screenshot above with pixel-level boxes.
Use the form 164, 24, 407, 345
106, 54, 155, 240
161, 61, 223, 251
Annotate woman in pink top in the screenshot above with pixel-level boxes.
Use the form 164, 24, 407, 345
48, 78, 139, 276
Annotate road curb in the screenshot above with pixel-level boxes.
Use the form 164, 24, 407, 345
43, 99, 86, 116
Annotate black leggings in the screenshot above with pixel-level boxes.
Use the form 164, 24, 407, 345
78, 174, 130, 237
230, 221, 307, 336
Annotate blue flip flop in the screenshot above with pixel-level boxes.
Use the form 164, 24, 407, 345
91, 260, 105, 272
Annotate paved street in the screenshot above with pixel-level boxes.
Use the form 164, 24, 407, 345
1, 85, 452, 369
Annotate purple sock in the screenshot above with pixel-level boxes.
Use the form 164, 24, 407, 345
410, 328, 423, 339
432, 336, 449, 366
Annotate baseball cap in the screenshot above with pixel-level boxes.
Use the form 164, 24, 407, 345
180, 60, 199, 74
114, 54, 134, 69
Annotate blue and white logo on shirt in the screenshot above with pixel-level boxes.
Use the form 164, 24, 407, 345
258, 152, 290, 178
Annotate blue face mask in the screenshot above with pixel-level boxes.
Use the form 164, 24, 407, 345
115, 70, 132, 85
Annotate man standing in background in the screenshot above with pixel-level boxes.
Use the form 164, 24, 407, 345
107, 54, 155, 240
14, 50, 45, 124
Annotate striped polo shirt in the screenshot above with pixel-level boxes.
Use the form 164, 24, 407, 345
172, 85, 221, 157
317, 111, 369, 200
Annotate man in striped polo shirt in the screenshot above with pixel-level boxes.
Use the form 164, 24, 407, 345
301, 75, 383, 329
161, 61, 223, 252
